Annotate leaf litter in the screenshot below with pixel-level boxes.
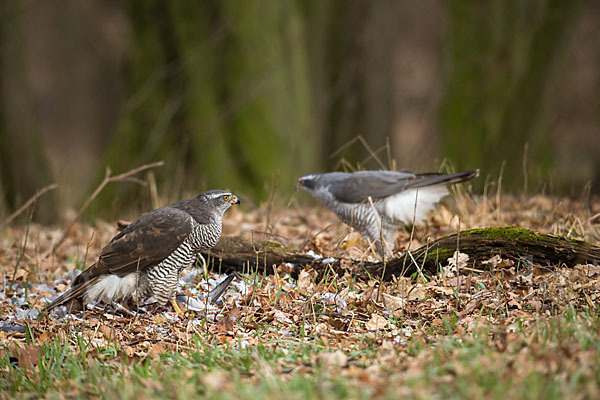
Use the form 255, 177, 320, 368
1, 193, 600, 396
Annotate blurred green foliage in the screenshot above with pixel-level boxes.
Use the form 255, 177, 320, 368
0, 0, 593, 222
441, 0, 581, 191
102, 0, 315, 210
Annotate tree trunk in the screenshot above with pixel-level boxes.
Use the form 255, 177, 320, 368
0, 0, 56, 223
441, 1, 581, 192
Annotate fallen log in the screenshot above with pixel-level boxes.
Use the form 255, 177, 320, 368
202, 236, 318, 274
203, 226, 600, 281
377, 227, 600, 280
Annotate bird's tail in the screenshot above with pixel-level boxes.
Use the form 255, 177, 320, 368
43, 276, 101, 313
409, 169, 479, 189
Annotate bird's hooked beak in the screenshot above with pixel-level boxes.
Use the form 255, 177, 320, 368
229, 195, 240, 205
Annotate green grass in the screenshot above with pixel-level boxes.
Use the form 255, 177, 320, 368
2, 336, 373, 399
2, 306, 600, 399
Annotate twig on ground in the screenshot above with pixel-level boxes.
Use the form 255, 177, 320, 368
52, 161, 165, 255
12, 204, 35, 281
263, 172, 279, 240
496, 161, 506, 224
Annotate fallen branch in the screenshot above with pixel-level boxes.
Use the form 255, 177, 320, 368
12, 202, 35, 281
0, 183, 58, 231
52, 161, 165, 255
202, 236, 317, 274
374, 227, 600, 280
202, 227, 600, 281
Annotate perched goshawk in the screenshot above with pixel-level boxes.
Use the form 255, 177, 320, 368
297, 170, 478, 257
44, 190, 239, 314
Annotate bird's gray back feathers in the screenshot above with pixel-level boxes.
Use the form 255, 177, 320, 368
310, 170, 478, 204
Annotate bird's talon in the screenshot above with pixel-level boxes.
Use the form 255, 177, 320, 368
170, 298, 185, 316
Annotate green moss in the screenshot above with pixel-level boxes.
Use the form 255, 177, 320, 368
459, 226, 541, 241
417, 247, 455, 264
265, 241, 285, 249
457, 226, 585, 244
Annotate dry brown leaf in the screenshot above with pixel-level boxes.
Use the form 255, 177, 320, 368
201, 371, 229, 391
147, 342, 167, 359
431, 286, 455, 296
216, 304, 241, 332
447, 251, 469, 269
151, 315, 167, 325
365, 314, 390, 330
314, 322, 329, 334
98, 325, 114, 340
482, 254, 502, 267
319, 350, 348, 369
8, 343, 41, 370
139, 377, 163, 392
13, 269, 28, 281
382, 293, 406, 314
407, 286, 427, 301
297, 270, 314, 292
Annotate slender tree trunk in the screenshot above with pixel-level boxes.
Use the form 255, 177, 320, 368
441, 1, 581, 191
0, 0, 56, 222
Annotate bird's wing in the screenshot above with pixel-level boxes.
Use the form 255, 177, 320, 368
329, 171, 417, 203
329, 170, 479, 204
73, 207, 193, 285
403, 170, 480, 190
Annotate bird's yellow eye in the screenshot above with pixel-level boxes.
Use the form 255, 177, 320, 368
223, 195, 230, 201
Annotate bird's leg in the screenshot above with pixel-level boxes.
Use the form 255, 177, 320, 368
363, 227, 390, 260
341, 234, 363, 250
169, 298, 184, 316
197, 253, 208, 278
381, 231, 395, 258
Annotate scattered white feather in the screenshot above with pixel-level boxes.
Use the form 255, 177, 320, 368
237, 340, 250, 350
179, 268, 199, 284
384, 186, 448, 223
85, 273, 138, 304
15, 308, 39, 320
175, 295, 216, 312
232, 279, 250, 293
307, 250, 323, 259
274, 310, 293, 324
321, 292, 347, 313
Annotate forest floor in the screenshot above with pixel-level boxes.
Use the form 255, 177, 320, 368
1, 192, 600, 399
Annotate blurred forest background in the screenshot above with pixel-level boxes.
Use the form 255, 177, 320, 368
1, 0, 599, 224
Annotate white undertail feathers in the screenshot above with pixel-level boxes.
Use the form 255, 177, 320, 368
383, 185, 448, 224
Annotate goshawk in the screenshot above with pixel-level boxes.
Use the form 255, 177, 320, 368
44, 190, 239, 314
297, 170, 478, 257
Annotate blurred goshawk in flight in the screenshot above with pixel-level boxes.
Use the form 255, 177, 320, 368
44, 190, 239, 314
296, 169, 479, 257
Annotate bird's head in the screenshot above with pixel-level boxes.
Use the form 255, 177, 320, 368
296, 174, 320, 192
199, 190, 240, 215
